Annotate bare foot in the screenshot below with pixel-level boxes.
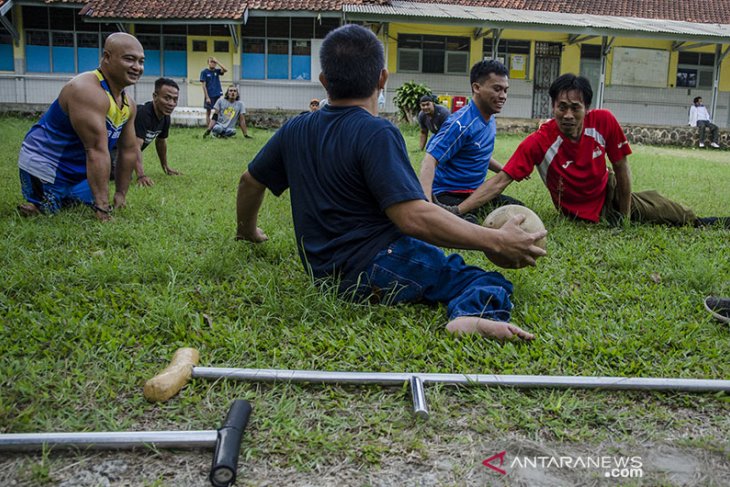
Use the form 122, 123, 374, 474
17, 203, 41, 217
446, 316, 535, 341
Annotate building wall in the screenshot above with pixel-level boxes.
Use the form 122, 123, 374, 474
385, 23, 479, 72
185, 34, 237, 108
2, 5, 730, 127
605, 86, 729, 128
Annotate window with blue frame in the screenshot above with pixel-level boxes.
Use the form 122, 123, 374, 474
135, 24, 188, 78
138, 34, 162, 76
23, 6, 51, 73
52, 32, 75, 73
242, 38, 264, 79
77, 33, 101, 72
22, 6, 118, 74
25, 31, 50, 72
292, 40, 311, 81
0, 14, 14, 71
267, 39, 289, 79
242, 16, 339, 81
163, 36, 187, 77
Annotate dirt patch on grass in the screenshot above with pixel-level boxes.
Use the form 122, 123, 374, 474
2, 434, 728, 486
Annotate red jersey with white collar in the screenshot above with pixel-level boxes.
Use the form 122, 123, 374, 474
503, 109, 632, 222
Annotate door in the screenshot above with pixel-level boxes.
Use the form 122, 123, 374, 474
188, 36, 235, 108
532, 42, 562, 119
580, 58, 601, 97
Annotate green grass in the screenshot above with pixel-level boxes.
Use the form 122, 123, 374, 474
1, 114, 729, 469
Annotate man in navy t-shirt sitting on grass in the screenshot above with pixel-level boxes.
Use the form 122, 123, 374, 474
235, 24, 546, 341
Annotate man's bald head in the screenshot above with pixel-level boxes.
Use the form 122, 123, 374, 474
100, 33, 145, 89
103, 32, 143, 55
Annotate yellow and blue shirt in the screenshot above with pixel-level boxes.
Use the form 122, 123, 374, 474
18, 69, 131, 184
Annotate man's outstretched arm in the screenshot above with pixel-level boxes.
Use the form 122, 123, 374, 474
236, 170, 268, 242
63, 75, 116, 219
238, 114, 251, 138
457, 170, 514, 214
134, 137, 154, 187
418, 130, 428, 151
487, 157, 503, 173
113, 103, 139, 206
418, 153, 439, 202
155, 137, 180, 175
386, 198, 546, 269
612, 157, 632, 218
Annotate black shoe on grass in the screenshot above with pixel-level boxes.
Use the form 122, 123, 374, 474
704, 296, 730, 324
694, 217, 730, 229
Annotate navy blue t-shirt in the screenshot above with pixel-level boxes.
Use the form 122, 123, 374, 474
199, 68, 224, 98
248, 105, 426, 288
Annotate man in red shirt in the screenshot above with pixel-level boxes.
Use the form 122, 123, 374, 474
454, 74, 728, 227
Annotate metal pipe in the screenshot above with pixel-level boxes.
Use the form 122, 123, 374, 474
193, 367, 730, 392
0, 431, 217, 452
410, 376, 429, 419
0, 399, 252, 487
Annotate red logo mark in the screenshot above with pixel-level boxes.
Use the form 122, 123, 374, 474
483, 450, 507, 475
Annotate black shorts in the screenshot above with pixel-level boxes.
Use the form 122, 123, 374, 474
205, 95, 221, 110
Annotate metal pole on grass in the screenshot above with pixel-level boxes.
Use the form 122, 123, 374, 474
192, 367, 730, 420
193, 367, 730, 392
142, 349, 730, 420
0, 399, 252, 487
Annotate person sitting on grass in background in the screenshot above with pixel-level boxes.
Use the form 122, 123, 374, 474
417, 95, 450, 150
688, 96, 720, 149
203, 85, 252, 139
458, 74, 730, 229
17, 33, 143, 221
236, 24, 547, 342
132, 77, 181, 186
419, 61, 524, 224
200, 56, 227, 126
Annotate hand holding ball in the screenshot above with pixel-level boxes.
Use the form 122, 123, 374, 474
483, 205, 547, 250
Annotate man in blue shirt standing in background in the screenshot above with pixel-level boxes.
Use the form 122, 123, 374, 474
200, 56, 227, 126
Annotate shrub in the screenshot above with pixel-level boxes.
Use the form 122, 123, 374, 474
393, 81, 432, 123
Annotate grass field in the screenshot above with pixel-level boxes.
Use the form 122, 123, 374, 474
0, 115, 729, 485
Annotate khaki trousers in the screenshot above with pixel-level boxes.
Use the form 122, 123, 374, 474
602, 172, 697, 226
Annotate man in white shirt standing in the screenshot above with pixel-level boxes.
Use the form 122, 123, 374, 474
688, 96, 720, 148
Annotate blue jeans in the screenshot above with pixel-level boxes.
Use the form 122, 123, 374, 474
211, 124, 236, 137
350, 236, 514, 321
19, 168, 93, 214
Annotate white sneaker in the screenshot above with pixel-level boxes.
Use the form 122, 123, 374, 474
710, 142, 720, 148
699, 142, 705, 148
